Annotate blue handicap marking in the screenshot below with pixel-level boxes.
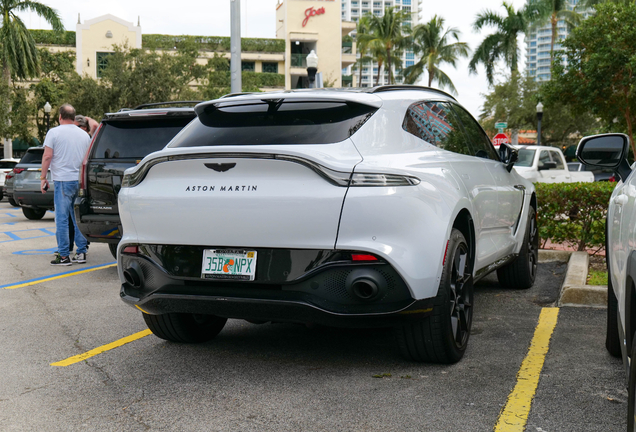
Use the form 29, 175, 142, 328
14, 247, 58, 255
0, 227, 56, 243
1, 212, 17, 218
3, 222, 16, 225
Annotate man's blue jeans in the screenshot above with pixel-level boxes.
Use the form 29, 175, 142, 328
53, 181, 87, 258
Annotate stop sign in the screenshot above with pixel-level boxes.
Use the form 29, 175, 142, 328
493, 133, 509, 146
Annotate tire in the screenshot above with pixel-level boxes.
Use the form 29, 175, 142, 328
22, 207, 47, 220
606, 276, 622, 357
8, 196, 18, 207
628, 333, 636, 430
395, 228, 473, 364
142, 312, 227, 343
109, 243, 118, 259
497, 206, 538, 289
0, 189, 3, 201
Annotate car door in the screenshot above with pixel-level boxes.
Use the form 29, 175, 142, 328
610, 178, 636, 307
548, 149, 571, 182
449, 103, 524, 256
537, 149, 569, 182
423, 101, 499, 269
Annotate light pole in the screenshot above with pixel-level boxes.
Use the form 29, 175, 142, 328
44, 102, 52, 133
536, 102, 543, 146
306, 50, 318, 88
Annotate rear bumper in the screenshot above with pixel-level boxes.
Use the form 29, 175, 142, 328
74, 197, 122, 244
14, 191, 54, 209
118, 247, 434, 327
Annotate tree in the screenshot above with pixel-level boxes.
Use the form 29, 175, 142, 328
526, 0, 581, 64
480, 72, 599, 148
403, 15, 469, 95
357, 6, 410, 85
352, 16, 373, 87
469, 2, 528, 86
543, 2, 636, 155
0, 0, 63, 84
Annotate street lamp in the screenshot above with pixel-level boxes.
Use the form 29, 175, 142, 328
44, 102, 52, 133
536, 102, 543, 146
306, 50, 318, 88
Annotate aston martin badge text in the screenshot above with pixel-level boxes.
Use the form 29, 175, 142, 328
185, 185, 258, 192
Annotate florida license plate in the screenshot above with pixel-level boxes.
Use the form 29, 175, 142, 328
201, 249, 257, 281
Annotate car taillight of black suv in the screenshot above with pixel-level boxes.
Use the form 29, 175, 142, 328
75, 102, 199, 257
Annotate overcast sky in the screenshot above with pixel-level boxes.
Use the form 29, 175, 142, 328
18, 0, 529, 118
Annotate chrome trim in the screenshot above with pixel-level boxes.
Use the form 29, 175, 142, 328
122, 153, 420, 188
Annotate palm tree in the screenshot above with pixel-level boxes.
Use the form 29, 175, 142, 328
469, 2, 528, 86
357, 7, 410, 85
526, 0, 581, 63
352, 15, 373, 87
403, 15, 470, 95
1, 0, 64, 85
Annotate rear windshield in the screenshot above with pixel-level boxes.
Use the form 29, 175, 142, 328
92, 117, 194, 159
170, 100, 378, 147
514, 149, 536, 167
19, 150, 43, 164
0, 161, 17, 169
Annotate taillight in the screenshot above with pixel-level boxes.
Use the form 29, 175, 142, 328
13, 168, 25, 174
351, 254, 378, 261
609, 175, 616, 182
79, 123, 102, 193
122, 245, 139, 254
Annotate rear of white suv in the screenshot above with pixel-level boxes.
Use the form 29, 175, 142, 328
117, 87, 536, 363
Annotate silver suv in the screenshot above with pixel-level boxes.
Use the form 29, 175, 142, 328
12, 147, 54, 220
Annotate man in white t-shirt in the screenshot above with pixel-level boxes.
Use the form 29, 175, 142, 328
40, 104, 91, 266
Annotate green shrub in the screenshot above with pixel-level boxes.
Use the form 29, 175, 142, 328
142, 35, 285, 53
535, 182, 616, 252
29, 30, 76, 46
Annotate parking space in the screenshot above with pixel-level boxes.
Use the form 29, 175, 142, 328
0, 199, 627, 431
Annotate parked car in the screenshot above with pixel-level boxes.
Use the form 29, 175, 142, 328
12, 147, 54, 220
0, 158, 19, 201
117, 86, 537, 363
513, 145, 594, 183
577, 133, 636, 429
74, 102, 198, 258
566, 161, 615, 182
3, 169, 17, 207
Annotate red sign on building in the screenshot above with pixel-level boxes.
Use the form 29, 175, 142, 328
303, 7, 325, 27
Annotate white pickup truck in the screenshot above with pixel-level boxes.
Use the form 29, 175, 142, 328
512, 145, 594, 183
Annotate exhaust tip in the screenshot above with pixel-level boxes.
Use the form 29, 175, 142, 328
346, 269, 387, 302
351, 279, 379, 300
123, 262, 143, 288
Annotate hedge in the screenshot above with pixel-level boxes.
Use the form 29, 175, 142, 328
535, 182, 616, 253
29, 30, 76, 46
142, 34, 285, 53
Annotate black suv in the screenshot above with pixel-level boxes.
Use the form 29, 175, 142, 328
75, 102, 198, 257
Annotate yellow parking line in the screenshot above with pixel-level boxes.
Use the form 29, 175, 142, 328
494, 307, 560, 431
2, 263, 117, 290
51, 329, 152, 367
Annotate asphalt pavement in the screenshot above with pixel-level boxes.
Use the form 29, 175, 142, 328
0, 199, 627, 431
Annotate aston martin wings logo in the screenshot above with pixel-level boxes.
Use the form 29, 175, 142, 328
204, 163, 236, 172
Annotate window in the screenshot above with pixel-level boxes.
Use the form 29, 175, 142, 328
241, 62, 255, 72
262, 62, 278, 73
402, 0, 411, 4
402, 102, 436, 144
549, 151, 565, 169
96, 52, 113, 78
406, 52, 414, 60
422, 102, 472, 156
450, 104, 499, 160
538, 150, 553, 169
405, 60, 414, 67
171, 101, 378, 146
515, 149, 536, 167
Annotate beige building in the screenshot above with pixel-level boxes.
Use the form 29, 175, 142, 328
276, 0, 356, 88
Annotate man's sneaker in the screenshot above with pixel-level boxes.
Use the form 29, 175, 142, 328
72, 253, 87, 264
51, 255, 72, 266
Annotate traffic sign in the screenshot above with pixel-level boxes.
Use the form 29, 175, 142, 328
493, 133, 509, 146
495, 122, 507, 129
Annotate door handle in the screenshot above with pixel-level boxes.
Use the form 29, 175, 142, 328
615, 195, 628, 206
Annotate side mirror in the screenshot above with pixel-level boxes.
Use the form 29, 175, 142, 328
577, 133, 631, 182
499, 143, 518, 173
539, 161, 558, 171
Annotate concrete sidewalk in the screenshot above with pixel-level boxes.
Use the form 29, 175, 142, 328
539, 250, 607, 307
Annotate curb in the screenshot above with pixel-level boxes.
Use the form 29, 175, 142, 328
542, 250, 608, 308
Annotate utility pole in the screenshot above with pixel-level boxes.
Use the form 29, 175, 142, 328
230, 0, 242, 94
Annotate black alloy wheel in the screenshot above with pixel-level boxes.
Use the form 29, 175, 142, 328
449, 240, 472, 350
497, 206, 538, 289
395, 228, 473, 363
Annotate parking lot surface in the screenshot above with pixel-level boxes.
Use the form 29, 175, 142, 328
0, 200, 626, 431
